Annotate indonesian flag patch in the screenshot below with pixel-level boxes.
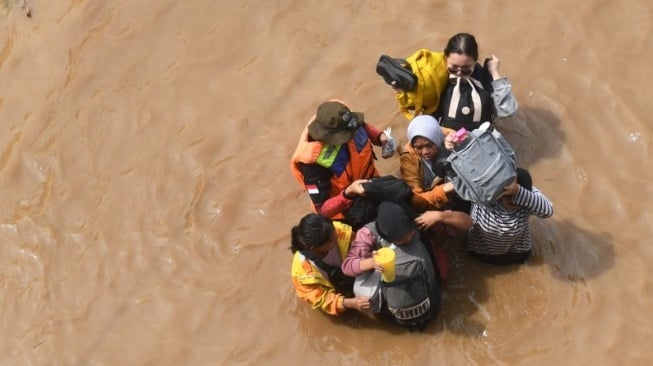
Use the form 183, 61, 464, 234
306, 184, 319, 195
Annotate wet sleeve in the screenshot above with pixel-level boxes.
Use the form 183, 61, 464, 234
413, 185, 450, 211
399, 149, 424, 192
491, 77, 518, 118
301, 163, 354, 218
341, 227, 376, 277
512, 186, 553, 218
363, 123, 383, 146
291, 277, 345, 315
400, 150, 450, 211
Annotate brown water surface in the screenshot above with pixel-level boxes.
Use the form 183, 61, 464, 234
0, 0, 651, 365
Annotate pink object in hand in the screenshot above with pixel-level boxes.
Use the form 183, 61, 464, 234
451, 128, 469, 143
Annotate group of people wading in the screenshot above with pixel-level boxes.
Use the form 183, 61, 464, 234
288, 33, 554, 331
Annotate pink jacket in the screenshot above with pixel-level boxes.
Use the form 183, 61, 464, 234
341, 227, 377, 277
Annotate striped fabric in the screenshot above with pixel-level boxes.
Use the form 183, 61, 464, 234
468, 186, 553, 256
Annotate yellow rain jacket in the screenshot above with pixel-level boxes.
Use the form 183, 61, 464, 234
290, 221, 353, 315
395, 49, 449, 120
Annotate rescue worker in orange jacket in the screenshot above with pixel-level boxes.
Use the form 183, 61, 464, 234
290, 213, 370, 315
290, 100, 392, 226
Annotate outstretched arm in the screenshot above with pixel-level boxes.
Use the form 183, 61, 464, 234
363, 123, 387, 147
292, 279, 346, 315
512, 186, 553, 218
302, 164, 371, 219
341, 227, 378, 277
415, 210, 473, 231
292, 279, 370, 314
486, 54, 518, 118
301, 163, 353, 218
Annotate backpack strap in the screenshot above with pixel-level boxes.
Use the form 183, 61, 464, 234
301, 251, 354, 296
447, 76, 483, 122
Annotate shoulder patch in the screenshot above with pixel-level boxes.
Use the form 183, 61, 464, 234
306, 184, 319, 195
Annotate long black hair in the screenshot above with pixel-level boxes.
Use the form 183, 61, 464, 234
290, 214, 354, 294
444, 33, 479, 61
289, 213, 334, 253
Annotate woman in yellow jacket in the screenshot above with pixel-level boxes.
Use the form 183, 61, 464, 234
290, 213, 370, 315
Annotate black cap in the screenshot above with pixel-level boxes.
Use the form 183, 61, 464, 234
375, 202, 415, 243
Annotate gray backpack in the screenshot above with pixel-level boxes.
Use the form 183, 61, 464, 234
353, 223, 440, 331
446, 123, 517, 204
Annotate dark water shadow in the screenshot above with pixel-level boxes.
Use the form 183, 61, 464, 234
430, 216, 615, 339
291, 215, 615, 341
334, 235, 512, 337
528, 218, 615, 282
292, 298, 407, 337
435, 216, 616, 340
429, 234, 526, 338
291, 236, 497, 337
293, 106, 603, 336
321, 308, 408, 335
495, 105, 566, 169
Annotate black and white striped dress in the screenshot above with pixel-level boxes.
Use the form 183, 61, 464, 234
468, 186, 553, 256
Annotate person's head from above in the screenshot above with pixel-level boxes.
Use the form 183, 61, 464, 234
308, 101, 365, 146
407, 115, 444, 161
290, 213, 337, 258
501, 168, 533, 209
375, 202, 416, 245
444, 32, 479, 77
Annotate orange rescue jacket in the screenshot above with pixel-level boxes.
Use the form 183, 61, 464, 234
290, 100, 378, 219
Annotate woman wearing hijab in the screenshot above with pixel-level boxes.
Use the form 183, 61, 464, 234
399, 115, 456, 212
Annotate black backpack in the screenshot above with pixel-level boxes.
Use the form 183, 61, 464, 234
354, 223, 441, 331
344, 175, 416, 231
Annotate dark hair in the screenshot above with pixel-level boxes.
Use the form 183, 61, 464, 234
516, 168, 533, 191
444, 33, 479, 61
289, 213, 334, 253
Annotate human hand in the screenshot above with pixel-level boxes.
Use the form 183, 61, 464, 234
379, 132, 389, 146
344, 296, 370, 311
486, 54, 502, 80
381, 127, 396, 159
498, 177, 519, 199
391, 81, 402, 93
359, 257, 382, 272
345, 179, 369, 197
369, 252, 385, 272
442, 182, 455, 194
415, 211, 443, 230
444, 133, 457, 151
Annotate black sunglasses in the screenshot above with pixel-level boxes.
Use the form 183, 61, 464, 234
448, 65, 474, 76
